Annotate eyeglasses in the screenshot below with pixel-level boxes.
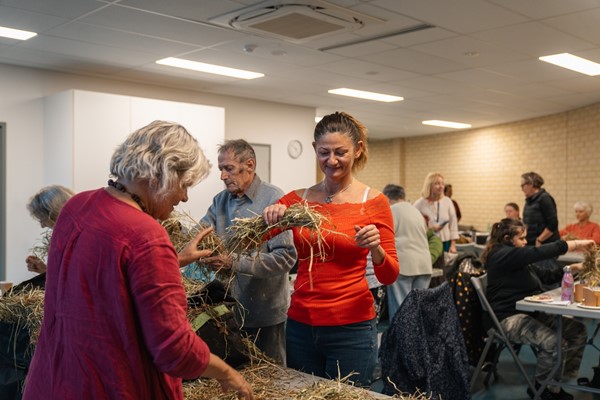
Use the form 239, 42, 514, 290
520, 182, 530, 188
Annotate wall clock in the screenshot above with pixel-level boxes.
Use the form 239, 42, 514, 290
287, 139, 303, 159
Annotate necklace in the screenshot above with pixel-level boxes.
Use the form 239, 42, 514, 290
108, 179, 148, 213
323, 179, 353, 204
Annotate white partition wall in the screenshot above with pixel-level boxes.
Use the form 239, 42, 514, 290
44, 90, 225, 221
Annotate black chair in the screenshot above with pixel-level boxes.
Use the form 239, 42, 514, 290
469, 274, 536, 393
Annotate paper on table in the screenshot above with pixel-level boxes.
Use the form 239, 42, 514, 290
549, 300, 570, 306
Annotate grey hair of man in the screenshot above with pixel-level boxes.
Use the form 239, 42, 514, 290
574, 201, 593, 217
382, 184, 406, 201
217, 139, 256, 164
27, 185, 75, 225
110, 120, 211, 199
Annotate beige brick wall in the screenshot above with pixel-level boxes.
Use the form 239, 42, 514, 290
358, 102, 600, 232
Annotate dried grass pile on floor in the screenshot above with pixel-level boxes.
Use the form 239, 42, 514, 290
0, 287, 45, 344
581, 244, 600, 286
224, 203, 331, 257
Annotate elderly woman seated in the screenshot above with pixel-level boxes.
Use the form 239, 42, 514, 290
560, 201, 600, 244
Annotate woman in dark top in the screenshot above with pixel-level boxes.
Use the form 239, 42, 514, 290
482, 218, 594, 400
521, 172, 559, 246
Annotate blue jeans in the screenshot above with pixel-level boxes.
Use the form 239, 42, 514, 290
286, 318, 378, 387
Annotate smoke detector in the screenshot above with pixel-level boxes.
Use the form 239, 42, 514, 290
210, 1, 381, 44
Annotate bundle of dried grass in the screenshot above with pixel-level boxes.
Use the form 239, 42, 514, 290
580, 245, 600, 286
162, 211, 227, 255
224, 203, 331, 257
29, 229, 52, 261
162, 211, 231, 282
0, 287, 45, 344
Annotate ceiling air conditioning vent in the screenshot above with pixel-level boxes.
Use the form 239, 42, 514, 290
210, 1, 381, 44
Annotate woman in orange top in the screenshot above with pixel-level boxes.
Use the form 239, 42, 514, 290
560, 201, 600, 244
263, 112, 399, 387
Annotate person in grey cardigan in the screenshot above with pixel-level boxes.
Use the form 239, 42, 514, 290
200, 139, 297, 364
383, 184, 433, 319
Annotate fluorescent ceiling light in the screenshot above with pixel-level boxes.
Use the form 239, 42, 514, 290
156, 57, 264, 79
539, 53, 600, 76
328, 88, 403, 102
422, 120, 471, 129
0, 26, 37, 40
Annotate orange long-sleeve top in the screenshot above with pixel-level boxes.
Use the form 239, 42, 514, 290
279, 191, 399, 326
560, 221, 600, 244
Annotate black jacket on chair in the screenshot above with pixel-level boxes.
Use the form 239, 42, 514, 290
380, 282, 471, 400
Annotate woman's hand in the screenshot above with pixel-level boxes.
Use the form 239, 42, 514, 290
263, 204, 287, 226
203, 354, 254, 399
202, 254, 234, 271
567, 239, 595, 252
355, 225, 386, 265
178, 226, 215, 267
216, 367, 254, 400
570, 262, 583, 273
26, 255, 47, 274
354, 225, 380, 250
449, 241, 457, 254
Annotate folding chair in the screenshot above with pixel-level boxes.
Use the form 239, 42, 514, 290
470, 274, 536, 393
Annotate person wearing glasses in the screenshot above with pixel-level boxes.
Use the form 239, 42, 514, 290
521, 172, 559, 247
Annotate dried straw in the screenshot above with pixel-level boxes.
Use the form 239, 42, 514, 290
29, 229, 52, 261
0, 287, 45, 344
161, 211, 227, 255
162, 211, 231, 282
580, 245, 600, 286
182, 364, 430, 400
224, 203, 331, 257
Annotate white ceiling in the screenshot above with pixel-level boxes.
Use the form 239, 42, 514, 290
2, 0, 600, 139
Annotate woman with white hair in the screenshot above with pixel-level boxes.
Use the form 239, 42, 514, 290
560, 201, 600, 244
23, 121, 254, 400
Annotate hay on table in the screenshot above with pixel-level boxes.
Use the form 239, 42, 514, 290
182, 363, 430, 400
581, 244, 600, 286
0, 287, 45, 344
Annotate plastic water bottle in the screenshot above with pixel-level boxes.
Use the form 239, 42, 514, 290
561, 265, 574, 302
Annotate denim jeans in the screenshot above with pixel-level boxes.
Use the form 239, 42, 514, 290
286, 318, 378, 387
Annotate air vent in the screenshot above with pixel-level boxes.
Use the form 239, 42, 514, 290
210, 1, 382, 44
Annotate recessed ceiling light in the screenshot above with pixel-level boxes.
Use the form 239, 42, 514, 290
539, 53, 600, 76
156, 57, 264, 79
0, 26, 37, 40
328, 88, 403, 102
422, 120, 472, 129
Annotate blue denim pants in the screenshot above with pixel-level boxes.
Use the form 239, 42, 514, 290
286, 317, 378, 387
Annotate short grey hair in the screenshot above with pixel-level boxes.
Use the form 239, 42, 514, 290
574, 201, 593, 216
110, 120, 211, 199
218, 139, 256, 164
382, 184, 405, 201
27, 185, 75, 225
